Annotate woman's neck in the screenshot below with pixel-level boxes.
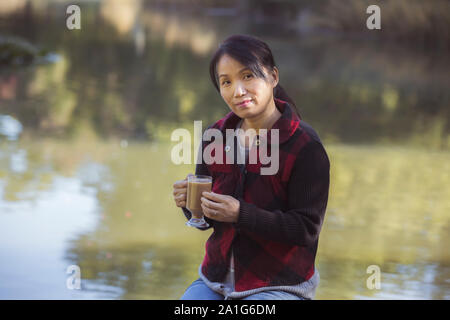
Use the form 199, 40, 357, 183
241, 99, 281, 134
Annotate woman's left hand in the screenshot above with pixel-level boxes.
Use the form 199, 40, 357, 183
201, 192, 240, 223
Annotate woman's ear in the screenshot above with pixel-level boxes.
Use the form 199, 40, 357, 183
271, 67, 279, 88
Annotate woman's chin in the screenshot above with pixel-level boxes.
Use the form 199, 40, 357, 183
235, 110, 250, 119
232, 106, 254, 118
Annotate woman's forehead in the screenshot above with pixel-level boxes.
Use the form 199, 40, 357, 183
217, 55, 247, 75
217, 54, 269, 79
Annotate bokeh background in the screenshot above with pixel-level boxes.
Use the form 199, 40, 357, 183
0, 0, 449, 299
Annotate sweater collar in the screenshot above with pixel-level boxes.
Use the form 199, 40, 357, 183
214, 98, 301, 144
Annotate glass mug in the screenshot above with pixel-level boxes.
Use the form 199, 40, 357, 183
185, 175, 212, 228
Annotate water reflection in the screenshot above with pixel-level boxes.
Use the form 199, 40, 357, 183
0, 3, 447, 148
64, 241, 204, 299
0, 115, 22, 140
0, 137, 448, 299
0, 0, 449, 300
0, 173, 101, 299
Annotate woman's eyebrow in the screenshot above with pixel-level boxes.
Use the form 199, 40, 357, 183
219, 67, 250, 78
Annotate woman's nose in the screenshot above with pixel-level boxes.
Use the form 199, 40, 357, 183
234, 82, 247, 97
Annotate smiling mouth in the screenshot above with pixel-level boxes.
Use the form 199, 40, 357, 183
236, 99, 252, 107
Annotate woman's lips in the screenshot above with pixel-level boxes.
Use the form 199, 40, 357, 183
236, 99, 252, 107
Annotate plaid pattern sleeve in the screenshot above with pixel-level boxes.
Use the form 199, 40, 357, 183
236, 140, 330, 246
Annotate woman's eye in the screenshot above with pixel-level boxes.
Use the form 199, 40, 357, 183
221, 74, 252, 86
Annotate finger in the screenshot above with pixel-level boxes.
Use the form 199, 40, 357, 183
202, 191, 226, 202
173, 188, 187, 196
173, 188, 187, 197
174, 194, 186, 204
173, 180, 187, 188
201, 197, 223, 210
177, 201, 186, 208
173, 180, 188, 189
176, 193, 186, 201
201, 204, 217, 218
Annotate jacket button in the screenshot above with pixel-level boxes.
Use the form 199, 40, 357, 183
225, 145, 231, 152
255, 139, 260, 146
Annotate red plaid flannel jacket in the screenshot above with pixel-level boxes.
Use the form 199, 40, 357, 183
183, 98, 330, 292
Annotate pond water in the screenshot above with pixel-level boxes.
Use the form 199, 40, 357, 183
0, 0, 449, 299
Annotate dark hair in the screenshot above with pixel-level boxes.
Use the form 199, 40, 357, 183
209, 34, 301, 118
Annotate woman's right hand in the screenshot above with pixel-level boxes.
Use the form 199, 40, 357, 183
172, 174, 193, 208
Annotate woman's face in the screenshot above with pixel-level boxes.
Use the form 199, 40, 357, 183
216, 54, 278, 119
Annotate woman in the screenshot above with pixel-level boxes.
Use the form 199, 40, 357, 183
172, 34, 330, 300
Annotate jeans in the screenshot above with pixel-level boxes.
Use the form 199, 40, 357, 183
180, 278, 306, 300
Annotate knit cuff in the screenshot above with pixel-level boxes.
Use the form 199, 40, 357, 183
237, 199, 256, 230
